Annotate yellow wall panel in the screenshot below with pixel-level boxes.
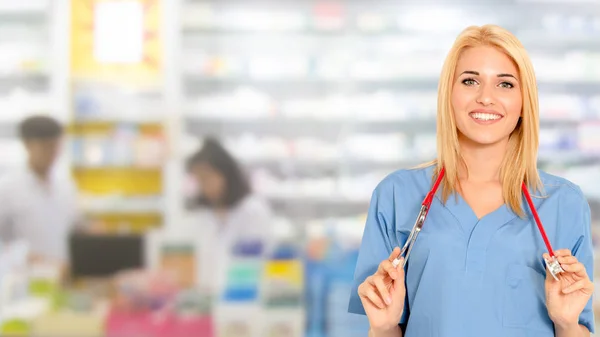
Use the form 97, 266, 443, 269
73, 167, 162, 195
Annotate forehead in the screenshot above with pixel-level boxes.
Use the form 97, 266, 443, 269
455, 46, 519, 76
27, 137, 61, 146
192, 162, 217, 174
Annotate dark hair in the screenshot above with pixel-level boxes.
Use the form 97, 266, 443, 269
19, 115, 64, 140
187, 137, 251, 208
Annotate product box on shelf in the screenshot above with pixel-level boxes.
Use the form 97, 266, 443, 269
262, 243, 305, 337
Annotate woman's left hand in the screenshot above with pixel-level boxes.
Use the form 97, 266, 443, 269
544, 249, 594, 328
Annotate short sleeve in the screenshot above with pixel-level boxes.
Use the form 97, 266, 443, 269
569, 196, 595, 334
347, 179, 410, 324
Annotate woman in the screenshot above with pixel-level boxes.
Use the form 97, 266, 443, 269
348, 25, 594, 337
185, 137, 273, 292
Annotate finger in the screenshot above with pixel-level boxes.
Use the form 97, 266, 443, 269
378, 260, 398, 280
557, 255, 578, 265
562, 262, 587, 276
395, 257, 405, 273
542, 253, 557, 268
364, 286, 386, 309
553, 249, 572, 257
373, 276, 392, 305
388, 247, 401, 262
563, 279, 589, 294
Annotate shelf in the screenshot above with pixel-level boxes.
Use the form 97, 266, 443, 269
240, 158, 428, 177
71, 117, 164, 125
0, 0, 49, 14
84, 208, 162, 215
266, 191, 600, 221
182, 28, 600, 53
185, 116, 435, 139
267, 194, 370, 220
183, 77, 600, 95
539, 152, 600, 166
68, 121, 163, 135
0, 73, 49, 94
73, 165, 163, 171
521, 34, 600, 52
239, 153, 598, 178
80, 195, 163, 215
185, 116, 599, 138
87, 213, 163, 233
183, 77, 440, 94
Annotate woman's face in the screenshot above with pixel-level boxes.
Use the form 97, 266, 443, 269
451, 46, 523, 147
191, 163, 226, 205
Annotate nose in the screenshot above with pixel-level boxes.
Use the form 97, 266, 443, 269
476, 83, 495, 106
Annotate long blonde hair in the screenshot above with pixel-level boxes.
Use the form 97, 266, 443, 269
421, 24, 542, 218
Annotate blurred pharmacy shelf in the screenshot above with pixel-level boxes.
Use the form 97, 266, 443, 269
179, 0, 600, 230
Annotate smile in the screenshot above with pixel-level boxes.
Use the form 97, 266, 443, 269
469, 112, 503, 121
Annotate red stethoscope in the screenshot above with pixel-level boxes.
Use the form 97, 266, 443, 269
392, 167, 564, 280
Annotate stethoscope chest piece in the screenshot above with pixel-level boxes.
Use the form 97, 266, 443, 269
545, 255, 564, 281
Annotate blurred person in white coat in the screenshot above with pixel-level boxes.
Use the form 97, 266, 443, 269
0, 115, 80, 268
185, 137, 273, 293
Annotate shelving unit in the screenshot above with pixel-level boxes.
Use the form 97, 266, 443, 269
0, 0, 67, 175
68, 0, 167, 233
179, 0, 600, 223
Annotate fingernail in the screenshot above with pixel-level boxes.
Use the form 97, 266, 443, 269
386, 296, 392, 305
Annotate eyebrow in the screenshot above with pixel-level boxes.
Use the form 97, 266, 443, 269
460, 70, 518, 81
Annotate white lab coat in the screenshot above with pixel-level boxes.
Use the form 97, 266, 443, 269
176, 194, 273, 294
0, 166, 80, 262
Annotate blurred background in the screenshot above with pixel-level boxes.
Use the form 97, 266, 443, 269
0, 0, 598, 336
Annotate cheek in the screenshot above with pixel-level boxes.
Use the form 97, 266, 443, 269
499, 95, 523, 118
214, 176, 226, 192
451, 88, 469, 116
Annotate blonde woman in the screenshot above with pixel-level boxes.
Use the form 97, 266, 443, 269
348, 25, 594, 337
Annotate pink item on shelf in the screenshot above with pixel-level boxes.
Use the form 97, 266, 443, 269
106, 311, 166, 337
106, 310, 214, 337
163, 315, 214, 337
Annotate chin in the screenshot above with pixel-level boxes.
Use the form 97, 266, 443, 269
460, 132, 508, 147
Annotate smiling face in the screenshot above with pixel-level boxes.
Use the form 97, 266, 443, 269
451, 45, 523, 147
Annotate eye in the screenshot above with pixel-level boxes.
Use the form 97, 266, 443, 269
462, 78, 477, 86
499, 81, 514, 89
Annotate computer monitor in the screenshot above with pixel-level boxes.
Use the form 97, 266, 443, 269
69, 233, 145, 279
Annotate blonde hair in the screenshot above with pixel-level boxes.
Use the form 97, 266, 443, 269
420, 24, 542, 218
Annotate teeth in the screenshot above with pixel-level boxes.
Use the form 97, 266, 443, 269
471, 112, 501, 121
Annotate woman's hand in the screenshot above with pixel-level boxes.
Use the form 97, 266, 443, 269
358, 247, 407, 334
544, 249, 594, 329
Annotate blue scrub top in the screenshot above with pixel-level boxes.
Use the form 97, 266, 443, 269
348, 165, 595, 337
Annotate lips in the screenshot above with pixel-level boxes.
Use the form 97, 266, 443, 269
468, 109, 504, 124
470, 112, 502, 121
469, 109, 503, 122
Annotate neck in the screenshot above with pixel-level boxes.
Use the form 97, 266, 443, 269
457, 136, 508, 183
28, 161, 50, 182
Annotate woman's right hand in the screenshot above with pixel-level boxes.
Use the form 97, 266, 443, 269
358, 247, 407, 333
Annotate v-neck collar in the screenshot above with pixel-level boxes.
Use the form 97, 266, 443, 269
424, 165, 518, 234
